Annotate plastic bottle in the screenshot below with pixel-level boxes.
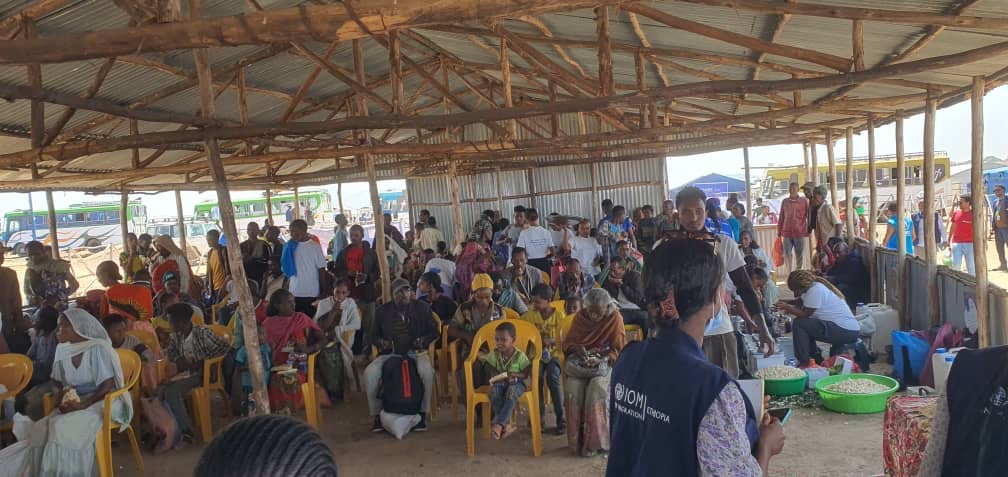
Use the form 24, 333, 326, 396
931, 348, 947, 387
935, 354, 955, 394
855, 303, 867, 316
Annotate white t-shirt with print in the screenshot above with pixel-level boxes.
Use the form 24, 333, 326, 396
569, 236, 603, 275
289, 239, 327, 298
801, 282, 860, 331
424, 258, 456, 288
517, 226, 554, 259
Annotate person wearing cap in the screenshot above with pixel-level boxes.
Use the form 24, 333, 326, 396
366, 278, 438, 433
153, 270, 204, 317
0, 242, 25, 353
151, 235, 192, 297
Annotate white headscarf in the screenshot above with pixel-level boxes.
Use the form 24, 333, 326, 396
54, 308, 127, 398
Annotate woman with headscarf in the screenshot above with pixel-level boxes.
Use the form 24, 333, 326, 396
15, 308, 133, 476
606, 239, 785, 476
151, 235, 194, 297
449, 273, 504, 389
563, 288, 626, 457
776, 270, 861, 367
454, 239, 495, 303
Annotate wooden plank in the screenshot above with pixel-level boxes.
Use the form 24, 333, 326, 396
802, 142, 810, 182
896, 111, 908, 326
852, 20, 865, 72
845, 127, 855, 242
922, 97, 938, 328
596, 6, 614, 97
970, 77, 988, 345
868, 116, 878, 302
810, 141, 818, 185
292, 42, 393, 112
191, 22, 268, 414
293, 187, 301, 220
678, 0, 1007, 29
625, 3, 852, 71
0, 0, 77, 40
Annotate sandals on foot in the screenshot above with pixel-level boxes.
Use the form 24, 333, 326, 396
491, 424, 504, 440
501, 424, 518, 440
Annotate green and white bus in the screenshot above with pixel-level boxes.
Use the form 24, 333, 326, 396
193, 190, 333, 229
2, 201, 147, 255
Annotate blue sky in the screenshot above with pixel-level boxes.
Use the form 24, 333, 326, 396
2, 86, 1006, 220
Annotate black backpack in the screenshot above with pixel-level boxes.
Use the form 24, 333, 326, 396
379, 355, 425, 415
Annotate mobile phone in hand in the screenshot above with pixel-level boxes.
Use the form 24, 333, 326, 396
767, 407, 792, 425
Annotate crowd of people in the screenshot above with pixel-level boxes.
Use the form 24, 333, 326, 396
3, 179, 960, 475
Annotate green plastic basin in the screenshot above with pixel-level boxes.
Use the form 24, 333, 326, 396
763, 374, 808, 396
815, 373, 899, 414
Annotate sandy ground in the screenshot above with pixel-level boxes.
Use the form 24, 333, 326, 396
104, 385, 888, 477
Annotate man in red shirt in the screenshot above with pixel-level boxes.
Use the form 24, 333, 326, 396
947, 194, 976, 275
777, 182, 810, 270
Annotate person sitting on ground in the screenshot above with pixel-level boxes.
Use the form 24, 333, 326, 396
486, 321, 532, 441
313, 280, 361, 402
162, 303, 230, 444
12, 309, 133, 475
606, 239, 785, 476
601, 256, 649, 338
418, 272, 458, 323
506, 247, 544, 308
557, 257, 593, 300
96, 260, 155, 332
194, 414, 338, 477
366, 278, 438, 433
102, 313, 154, 362
775, 270, 861, 367
822, 238, 870, 311
563, 288, 626, 457
492, 270, 527, 315
520, 283, 567, 435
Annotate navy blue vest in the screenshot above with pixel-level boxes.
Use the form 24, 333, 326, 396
941, 345, 1008, 476
606, 326, 759, 477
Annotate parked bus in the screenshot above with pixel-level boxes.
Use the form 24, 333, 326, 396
193, 190, 333, 229
2, 201, 147, 255
759, 151, 953, 215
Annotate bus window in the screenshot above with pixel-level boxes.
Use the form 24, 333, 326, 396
211, 207, 221, 221
33, 215, 46, 227
106, 211, 120, 224
6, 217, 22, 235
88, 211, 105, 223
251, 202, 266, 215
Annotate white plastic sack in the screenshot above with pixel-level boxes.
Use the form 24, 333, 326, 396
380, 410, 420, 440
855, 313, 877, 337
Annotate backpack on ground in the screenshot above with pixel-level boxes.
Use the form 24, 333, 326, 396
379, 355, 424, 415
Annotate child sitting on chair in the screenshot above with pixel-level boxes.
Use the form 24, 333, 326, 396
486, 321, 531, 440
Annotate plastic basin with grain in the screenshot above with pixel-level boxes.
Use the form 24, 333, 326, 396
762, 374, 808, 396
815, 373, 899, 414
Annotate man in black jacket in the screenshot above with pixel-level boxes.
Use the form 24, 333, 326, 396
364, 278, 439, 433
602, 256, 649, 338
332, 224, 380, 354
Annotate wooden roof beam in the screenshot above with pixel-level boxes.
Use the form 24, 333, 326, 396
0, 0, 624, 64
0, 0, 77, 40
625, 2, 852, 72
734, 0, 793, 114
676, 0, 1008, 29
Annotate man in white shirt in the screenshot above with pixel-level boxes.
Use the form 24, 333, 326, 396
417, 216, 445, 252
563, 218, 604, 282
674, 187, 775, 377
422, 248, 456, 298
775, 271, 860, 366
496, 206, 527, 264
517, 208, 554, 272
285, 219, 328, 316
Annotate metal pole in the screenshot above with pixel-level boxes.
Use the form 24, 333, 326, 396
175, 190, 187, 252
969, 77, 990, 346
45, 190, 59, 259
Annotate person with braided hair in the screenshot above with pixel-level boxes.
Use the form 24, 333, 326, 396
194, 415, 338, 476
775, 270, 860, 367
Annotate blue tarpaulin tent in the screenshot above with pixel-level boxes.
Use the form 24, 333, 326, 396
668, 173, 748, 204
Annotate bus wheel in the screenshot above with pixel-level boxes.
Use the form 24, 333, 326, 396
13, 243, 25, 256
85, 238, 101, 248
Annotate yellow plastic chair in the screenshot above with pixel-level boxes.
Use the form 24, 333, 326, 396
503, 307, 520, 321
0, 354, 32, 433
96, 349, 144, 477
625, 324, 644, 342
210, 295, 230, 326
301, 351, 322, 430
127, 329, 166, 381
464, 319, 542, 457
189, 325, 232, 442
540, 271, 550, 285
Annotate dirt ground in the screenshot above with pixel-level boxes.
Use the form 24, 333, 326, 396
106, 386, 887, 477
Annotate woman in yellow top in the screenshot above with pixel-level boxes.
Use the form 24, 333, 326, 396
520, 282, 567, 435
119, 233, 146, 284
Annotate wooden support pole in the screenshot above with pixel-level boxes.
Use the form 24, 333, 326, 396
590, 162, 601, 225
596, 5, 614, 97
743, 147, 752, 219
495, 167, 504, 214
337, 183, 344, 215
896, 111, 909, 326
802, 143, 810, 184
367, 154, 391, 303
500, 35, 516, 139
970, 77, 989, 345
922, 97, 938, 328
827, 130, 838, 205
449, 162, 465, 250
45, 190, 59, 259
293, 187, 301, 222
265, 189, 274, 224
845, 127, 855, 241
175, 190, 187, 252
527, 168, 537, 210
389, 29, 403, 115
868, 116, 879, 301
810, 140, 819, 185
120, 189, 129, 247
191, 13, 268, 414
